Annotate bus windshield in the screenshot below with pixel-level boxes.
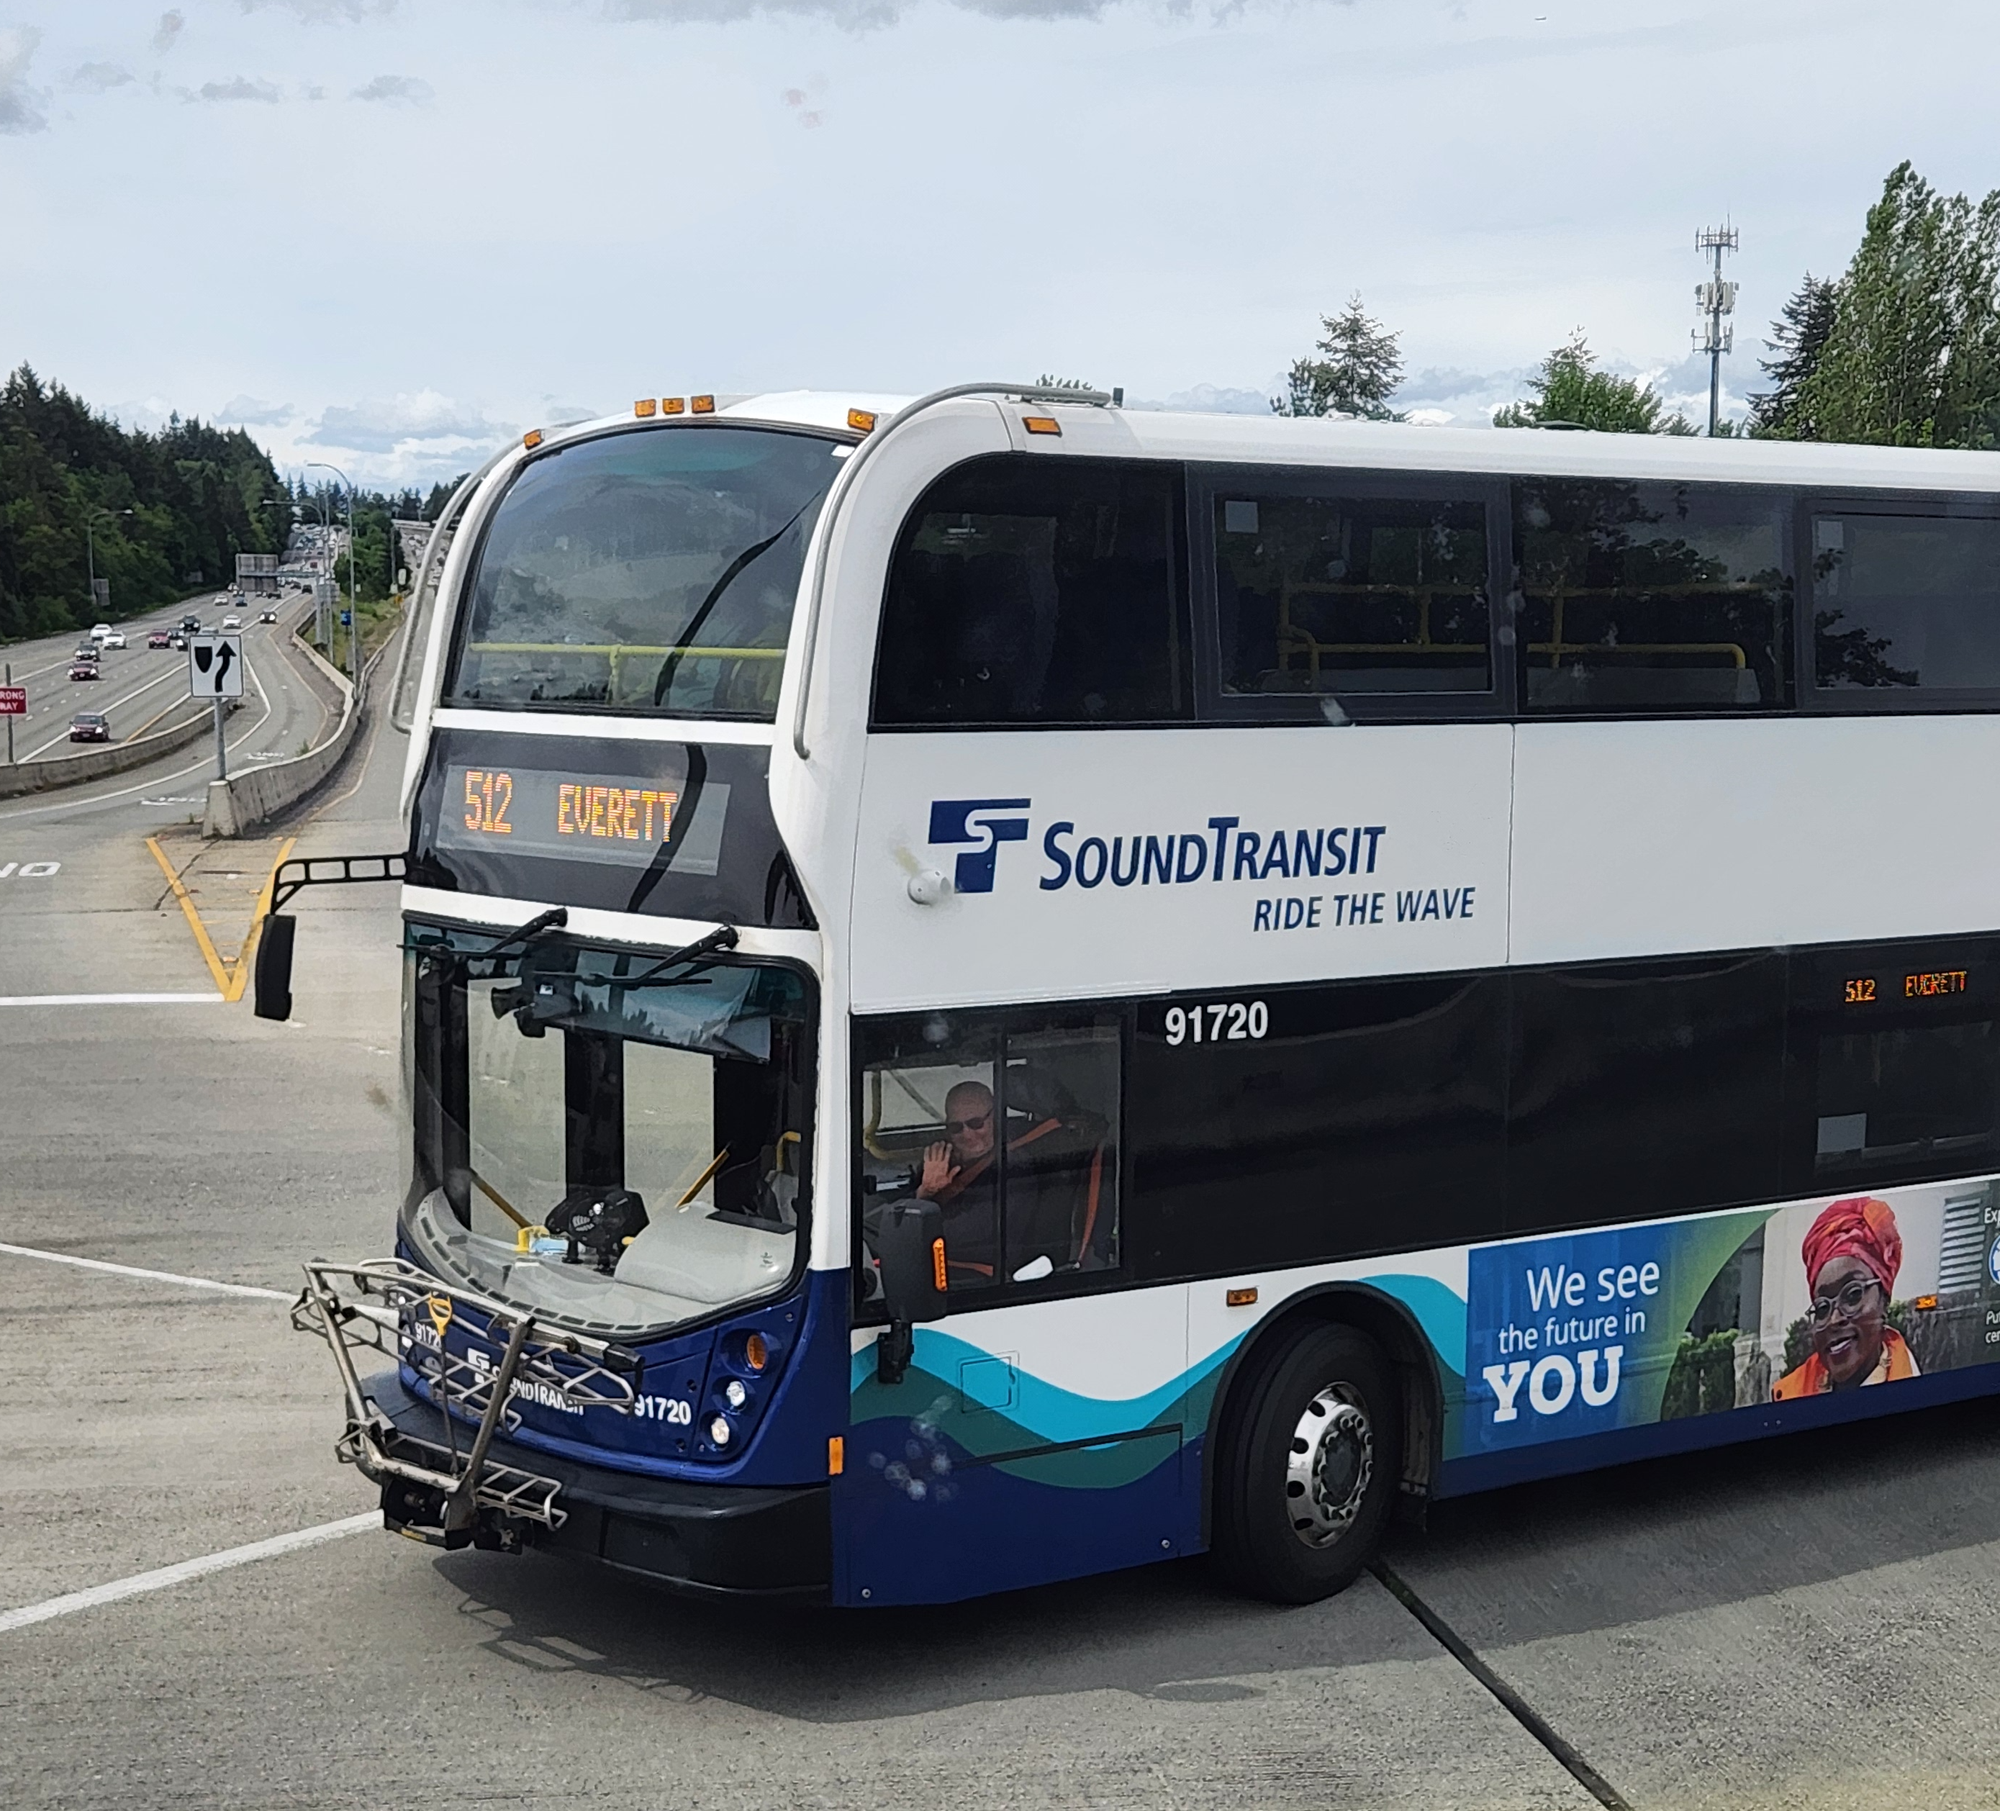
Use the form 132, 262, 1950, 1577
446, 425, 846, 720
401, 924, 814, 1337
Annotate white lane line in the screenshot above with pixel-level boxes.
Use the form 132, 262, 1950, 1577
0, 1241, 289, 1299
0, 992, 222, 1006
0, 1513, 380, 1636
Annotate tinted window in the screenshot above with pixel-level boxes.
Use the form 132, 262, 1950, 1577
1811, 509, 2000, 691
1507, 954, 1786, 1235
448, 426, 842, 719
1130, 978, 1506, 1277
1213, 486, 1491, 698
873, 456, 1187, 727
1791, 941, 2000, 1186
855, 1008, 1122, 1309
1515, 480, 1792, 712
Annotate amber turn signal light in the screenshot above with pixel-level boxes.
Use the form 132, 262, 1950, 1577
744, 1330, 769, 1371
522, 429, 544, 449
847, 408, 878, 433
931, 1237, 948, 1292
634, 398, 657, 418
1226, 1287, 1258, 1307
1022, 415, 1061, 436
662, 396, 686, 415
691, 394, 716, 414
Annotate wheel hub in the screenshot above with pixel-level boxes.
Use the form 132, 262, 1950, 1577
1285, 1385, 1373, 1548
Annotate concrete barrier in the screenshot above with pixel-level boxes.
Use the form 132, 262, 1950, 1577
201, 625, 387, 839
0, 698, 239, 800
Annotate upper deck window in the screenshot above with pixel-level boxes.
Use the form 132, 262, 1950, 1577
1212, 483, 1494, 704
872, 455, 1189, 727
1514, 480, 1793, 713
1811, 508, 2000, 693
447, 426, 844, 720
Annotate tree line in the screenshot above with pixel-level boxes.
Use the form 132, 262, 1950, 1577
1277, 159, 2000, 445
0, 364, 289, 641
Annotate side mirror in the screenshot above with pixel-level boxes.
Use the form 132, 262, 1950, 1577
873, 1199, 946, 1384
253, 913, 296, 1021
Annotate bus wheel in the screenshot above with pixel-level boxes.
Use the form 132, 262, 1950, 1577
1212, 1322, 1401, 1604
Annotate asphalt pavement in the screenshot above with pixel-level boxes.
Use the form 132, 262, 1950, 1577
1, 676, 1997, 1809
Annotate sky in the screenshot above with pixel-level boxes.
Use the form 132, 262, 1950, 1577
2, 0, 1997, 487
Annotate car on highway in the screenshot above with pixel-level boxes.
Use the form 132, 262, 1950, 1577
72, 643, 100, 662
97, 628, 127, 650
67, 711, 110, 742
147, 630, 171, 650
169, 632, 188, 650
88, 621, 112, 641
68, 660, 101, 681
180, 614, 202, 633
259, 608, 278, 624
222, 614, 241, 630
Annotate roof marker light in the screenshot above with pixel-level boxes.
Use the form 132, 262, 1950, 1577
662, 397, 686, 416
691, 394, 715, 415
847, 408, 878, 434
522, 429, 544, 449
1022, 415, 1061, 436
634, 398, 657, 418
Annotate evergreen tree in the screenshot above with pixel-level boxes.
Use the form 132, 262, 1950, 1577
1796, 161, 2000, 448
1749, 274, 1839, 437
1272, 293, 1404, 420
1494, 332, 1694, 434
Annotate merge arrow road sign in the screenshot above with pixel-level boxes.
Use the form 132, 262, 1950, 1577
188, 634, 244, 699
0, 687, 24, 717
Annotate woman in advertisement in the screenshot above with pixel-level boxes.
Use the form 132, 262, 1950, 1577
1773, 1196, 1922, 1398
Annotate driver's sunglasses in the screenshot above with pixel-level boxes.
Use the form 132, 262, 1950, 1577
1807, 1276, 1883, 1325
945, 1111, 991, 1135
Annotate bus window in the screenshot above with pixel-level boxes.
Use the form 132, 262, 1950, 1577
1212, 486, 1492, 700
1794, 940, 2000, 1185
872, 455, 1188, 727
1514, 480, 1792, 713
1130, 977, 1506, 1277
447, 426, 844, 720
855, 1010, 1123, 1306
1506, 954, 1786, 1237
1810, 509, 2000, 693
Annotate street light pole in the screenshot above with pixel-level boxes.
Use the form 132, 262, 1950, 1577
306, 461, 358, 686
83, 507, 133, 622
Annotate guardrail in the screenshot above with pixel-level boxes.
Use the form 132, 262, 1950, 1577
0, 698, 240, 801
201, 617, 389, 839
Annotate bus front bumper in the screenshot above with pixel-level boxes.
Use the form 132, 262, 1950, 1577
364, 1370, 831, 1601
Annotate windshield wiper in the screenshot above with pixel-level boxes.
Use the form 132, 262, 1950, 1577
617, 924, 740, 989
650, 501, 814, 707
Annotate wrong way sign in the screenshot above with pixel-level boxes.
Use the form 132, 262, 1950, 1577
188, 634, 244, 699
0, 687, 24, 716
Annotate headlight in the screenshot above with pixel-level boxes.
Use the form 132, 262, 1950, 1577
708, 1415, 732, 1447
722, 1379, 748, 1410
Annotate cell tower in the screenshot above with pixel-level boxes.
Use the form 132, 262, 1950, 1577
1692, 224, 1739, 436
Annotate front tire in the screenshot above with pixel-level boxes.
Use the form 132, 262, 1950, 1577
1211, 1322, 1401, 1604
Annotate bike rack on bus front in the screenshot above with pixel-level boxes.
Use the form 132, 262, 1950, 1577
292, 1258, 640, 1547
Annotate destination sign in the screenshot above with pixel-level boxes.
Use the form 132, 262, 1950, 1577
1844, 968, 1972, 1006
437, 764, 729, 875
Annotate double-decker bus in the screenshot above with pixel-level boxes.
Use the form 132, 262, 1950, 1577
273, 383, 2000, 1607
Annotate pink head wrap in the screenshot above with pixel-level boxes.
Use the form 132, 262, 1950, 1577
1800, 1196, 1902, 1295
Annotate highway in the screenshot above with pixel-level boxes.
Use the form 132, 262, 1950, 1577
2, 673, 2000, 1808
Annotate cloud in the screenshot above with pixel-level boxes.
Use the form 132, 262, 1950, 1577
239, 0, 398, 19
781, 82, 824, 128
218, 395, 296, 426
305, 390, 510, 454
191, 76, 282, 102
352, 73, 432, 103
0, 26, 48, 134
152, 10, 184, 52
71, 61, 135, 92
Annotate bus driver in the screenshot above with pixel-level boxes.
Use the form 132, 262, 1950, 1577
916, 1081, 1003, 1283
